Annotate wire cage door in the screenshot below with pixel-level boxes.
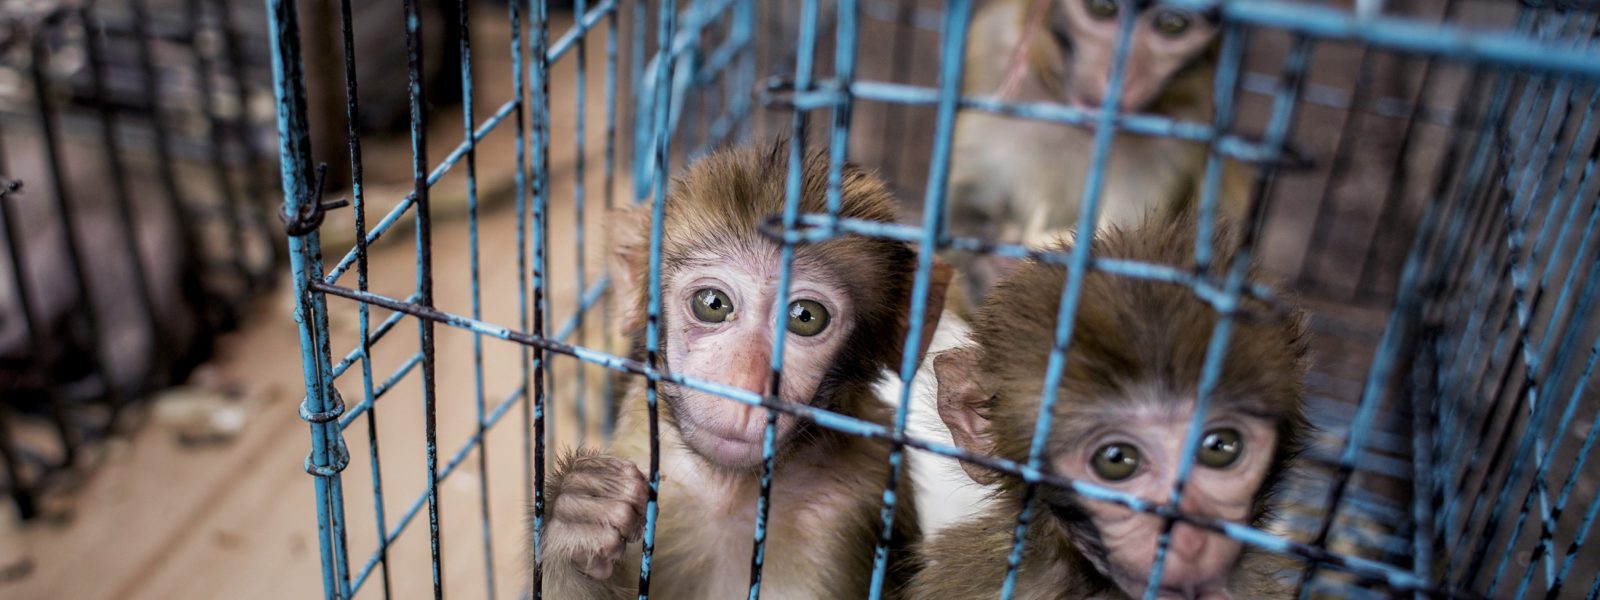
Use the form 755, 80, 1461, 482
263, 0, 1600, 597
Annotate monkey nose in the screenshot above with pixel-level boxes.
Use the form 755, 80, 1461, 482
1167, 523, 1209, 560
728, 365, 773, 395
726, 350, 774, 395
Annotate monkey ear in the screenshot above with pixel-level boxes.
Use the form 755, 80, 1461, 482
608, 203, 652, 335
890, 257, 955, 370
933, 346, 1002, 485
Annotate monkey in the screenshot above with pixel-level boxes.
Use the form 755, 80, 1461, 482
533, 140, 951, 598
946, 0, 1254, 307
907, 210, 1309, 599
872, 282, 1016, 541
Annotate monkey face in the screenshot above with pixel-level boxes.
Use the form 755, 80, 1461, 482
1054, 0, 1217, 112
1048, 391, 1278, 599
659, 250, 856, 470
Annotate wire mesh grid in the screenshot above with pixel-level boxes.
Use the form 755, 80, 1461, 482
263, 0, 1600, 597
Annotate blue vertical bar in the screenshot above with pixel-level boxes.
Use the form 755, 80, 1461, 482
748, 2, 818, 597
401, 0, 444, 592
456, 0, 498, 594
1192, 23, 1248, 270
823, 0, 858, 219
1150, 34, 1312, 599
602, 0, 621, 437
533, 0, 558, 462
731, 0, 757, 144
336, 0, 393, 592
1000, 7, 1138, 599
529, 0, 553, 595
865, 0, 965, 595
574, 0, 592, 447
265, 0, 351, 596
631, 0, 652, 203
508, 0, 534, 578
639, 1, 677, 596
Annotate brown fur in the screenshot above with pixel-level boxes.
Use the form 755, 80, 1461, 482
908, 211, 1309, 599
538, 140, 930, 598
947, 0, 1254, 309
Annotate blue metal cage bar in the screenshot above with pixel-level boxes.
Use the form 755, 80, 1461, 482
263, 0, 1600, 597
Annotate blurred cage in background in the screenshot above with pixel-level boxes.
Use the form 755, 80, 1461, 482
0, 0, 278, 519
264, 0, 1600, 597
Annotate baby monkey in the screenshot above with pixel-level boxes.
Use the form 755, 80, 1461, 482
949, 0, 1252, 303
533, 141, 946, 598
909, 212, 1308, 599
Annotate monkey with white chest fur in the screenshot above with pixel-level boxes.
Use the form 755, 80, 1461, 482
909, 211, 1308, 599
532, 141, 949, 599
948, 0, 1253, 303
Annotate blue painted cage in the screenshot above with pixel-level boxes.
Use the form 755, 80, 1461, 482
264, 0, 1600, 597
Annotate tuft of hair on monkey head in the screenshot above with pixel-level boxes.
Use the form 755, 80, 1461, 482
607, 138, 950, 468
915, 209, 1309, 599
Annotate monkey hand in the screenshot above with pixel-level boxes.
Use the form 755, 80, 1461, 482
543, 454, 650, 581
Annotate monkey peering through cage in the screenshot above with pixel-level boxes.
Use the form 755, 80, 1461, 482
266, 0, 1600, 598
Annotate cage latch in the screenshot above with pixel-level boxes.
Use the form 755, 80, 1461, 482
281, 162, 350, 237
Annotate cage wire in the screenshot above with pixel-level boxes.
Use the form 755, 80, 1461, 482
264, 0, 1600, 597
0, 0, 278, 519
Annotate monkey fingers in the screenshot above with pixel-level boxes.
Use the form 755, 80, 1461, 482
546, 520, 632, 580
564, 455, 650, 502
553, 460, 649, 541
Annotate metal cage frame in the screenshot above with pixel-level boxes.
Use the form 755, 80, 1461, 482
265, 0, 1600, 597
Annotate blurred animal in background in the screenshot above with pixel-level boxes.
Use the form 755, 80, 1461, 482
298, 0, 466, 188
946, 0, 1253, 307
0, 172, 206, 422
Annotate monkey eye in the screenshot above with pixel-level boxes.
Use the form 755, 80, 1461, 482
1152, 10, 1191, 36
1196, 428, 1243, 469
786, 299, 831, 337
690, 288, 735, 323
1083, 0, 1118, 20
1089, 442, 1141, 481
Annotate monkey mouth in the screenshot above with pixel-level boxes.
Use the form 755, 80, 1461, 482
1152, 581, 1231, 600
676, 401, 787, 468
1155, 590, 1228, 600
684, 427, 772, 469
